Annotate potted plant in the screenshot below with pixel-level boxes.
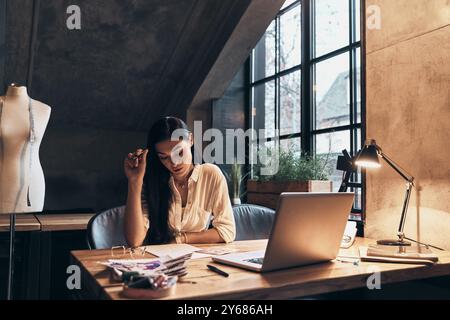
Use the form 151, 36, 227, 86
246, 148, 333, 209
222, 160, 249, 205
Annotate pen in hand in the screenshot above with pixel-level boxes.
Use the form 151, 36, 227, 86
207, 264, 229, 277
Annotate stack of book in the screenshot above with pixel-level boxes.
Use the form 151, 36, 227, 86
359, 244, 439, 265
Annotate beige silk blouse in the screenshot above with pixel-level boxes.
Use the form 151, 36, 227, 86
141, 163, 236, 243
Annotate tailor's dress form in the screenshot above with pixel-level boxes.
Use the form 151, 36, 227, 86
0, 92, 50, 214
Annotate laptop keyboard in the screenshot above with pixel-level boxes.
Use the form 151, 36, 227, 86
244, 257, 264, 265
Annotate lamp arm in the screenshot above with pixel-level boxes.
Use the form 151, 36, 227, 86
379, 151, 415, 183
378, 150, 415, 242
397, 181, 413, 240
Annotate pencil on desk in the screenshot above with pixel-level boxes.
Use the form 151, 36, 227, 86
207, 264, 229, 277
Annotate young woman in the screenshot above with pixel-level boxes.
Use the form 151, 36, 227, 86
123, 116, 235, 247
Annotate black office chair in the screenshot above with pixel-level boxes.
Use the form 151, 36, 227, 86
87, 204, 275, 249
87, 206, 128, 249
232, 204, 275, 241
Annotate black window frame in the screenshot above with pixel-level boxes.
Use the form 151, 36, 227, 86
247, 0, 366, 228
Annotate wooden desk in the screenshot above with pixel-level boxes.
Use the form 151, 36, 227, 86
71, 238, 450, 300
0, 214, 41, 232
35, 213, 94, 231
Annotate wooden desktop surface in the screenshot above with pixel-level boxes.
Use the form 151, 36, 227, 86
0, 214, 41, 232
71, 238, 450, 300
0, 213, 94, 232
35, 213, 94, 231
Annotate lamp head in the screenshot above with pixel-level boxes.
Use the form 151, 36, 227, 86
355, 139, 381, 168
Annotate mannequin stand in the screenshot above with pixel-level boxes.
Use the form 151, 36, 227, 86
7, 214, 15, 300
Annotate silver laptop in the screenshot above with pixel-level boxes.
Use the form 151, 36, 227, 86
213, 192, 354, 272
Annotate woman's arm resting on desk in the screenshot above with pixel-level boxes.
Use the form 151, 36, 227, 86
205, 167, 236, 243
184, 228, 224, 244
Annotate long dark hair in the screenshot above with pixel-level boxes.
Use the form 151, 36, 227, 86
144, 116, 192, 244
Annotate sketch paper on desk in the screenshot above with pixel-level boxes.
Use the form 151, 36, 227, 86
144, 244, 239, 259
144, 243, 211, 259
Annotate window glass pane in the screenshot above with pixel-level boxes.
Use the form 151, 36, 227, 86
262, 139, 276, 151
251, 139, 278, 180
252, 81, 276, 139
355, 127, 361, 153
280, 4, 301, 71
315, 130, 350, 191
280, 71, 301, 136
314, 52, 350, 130
351, 168, 362, 183
314, 0, 349, 57
253, 21, 276, 82
345, 128, 362, 214
280, 137, 301, 157
355, 47, 361, 123
351, 187, 362, 212
351, 128, 362, 183
281, 0, 297, 10
354, 0, 361, 42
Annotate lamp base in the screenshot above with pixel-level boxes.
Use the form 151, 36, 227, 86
377, 239, 411, 246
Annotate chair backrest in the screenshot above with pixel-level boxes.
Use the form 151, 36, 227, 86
232, 204, 275, 241
87, 203, 276, 248
87, 205, 128, 249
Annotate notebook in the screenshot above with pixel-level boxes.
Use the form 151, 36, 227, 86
359, 245, 439, 265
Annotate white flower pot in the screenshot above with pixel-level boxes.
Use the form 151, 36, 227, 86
232, 198, 241, 205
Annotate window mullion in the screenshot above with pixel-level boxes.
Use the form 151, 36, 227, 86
275, 16, 280, 151
349, 0, 355, 156
301, 0, 312, 155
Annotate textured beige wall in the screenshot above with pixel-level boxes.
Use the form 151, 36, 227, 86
365, 0, 450, 249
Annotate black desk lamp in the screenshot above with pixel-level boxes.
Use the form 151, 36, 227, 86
336, 149, 359, 192
355, 139, 415, 246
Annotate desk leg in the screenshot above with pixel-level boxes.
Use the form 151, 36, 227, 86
39, 232, 52, 299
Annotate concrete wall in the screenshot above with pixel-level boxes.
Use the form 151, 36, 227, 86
1, 0, 279, 212
211, 65, 247, 189
40, 127, 147, 211
187, 65, 247, 172
365, 0, 450, 249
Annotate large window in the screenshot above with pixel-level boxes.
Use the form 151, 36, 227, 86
249, 0, 364, 220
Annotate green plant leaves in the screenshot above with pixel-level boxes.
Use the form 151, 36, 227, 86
252, 148, 332, 181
